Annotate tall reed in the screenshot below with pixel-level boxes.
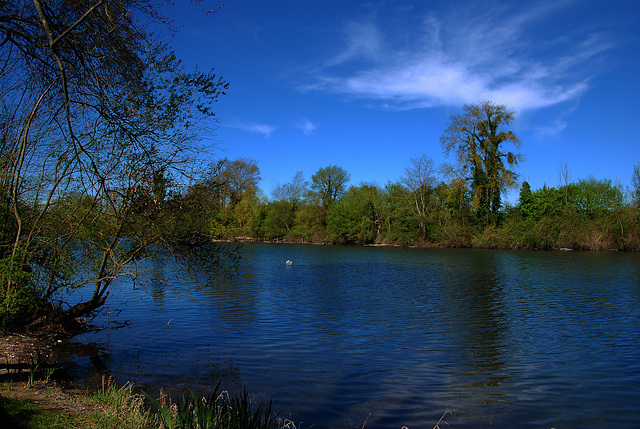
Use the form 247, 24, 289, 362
144, 381, 278, 429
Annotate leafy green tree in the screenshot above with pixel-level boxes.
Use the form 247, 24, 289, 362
528, 185, 565, 220
327, 184, 379, 244
440, 101, 523, 226
168, 181, 220, 237
294, 204, 328, 242
571, 177, 624, 217
0, 0, 229, 327
261, 200, 297, 239
218, 158, 262, 207
518, 181, 534, 218
263, 171, 309, 240
378, 182, 420, 244
309, 165, 350, 209
233, 186, 264, 237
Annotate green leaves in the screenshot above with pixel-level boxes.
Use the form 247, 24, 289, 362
144, 383, 278, 429
310, 165, 350, 209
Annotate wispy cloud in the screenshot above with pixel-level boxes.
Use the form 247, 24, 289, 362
296, 118, 317, 135
227, 119, 277, 137
533, 119, 568, 138
323, 20, 382, 67
309, 1, 612, 113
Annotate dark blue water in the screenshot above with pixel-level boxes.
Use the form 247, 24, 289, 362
69, 244, 640, 428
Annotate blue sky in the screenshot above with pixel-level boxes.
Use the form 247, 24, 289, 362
165, 0, 639, 204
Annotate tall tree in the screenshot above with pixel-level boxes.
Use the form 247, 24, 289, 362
400, 154, 437, 239
0, 0, 228, 327
271, 171, 309, 204
632, 163, 640, 209
310, 165, 350, 209
518, 181, 535, 218
440, 101, 523, 226
218, 158, 261, 207
558, 161, 572, 206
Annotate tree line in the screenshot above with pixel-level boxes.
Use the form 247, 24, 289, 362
167, 103, 640, 252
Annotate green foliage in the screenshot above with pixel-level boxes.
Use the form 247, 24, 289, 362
261, 201, 297, 239
0, 252, 44, 329
518, 181, 534, 217
294, 204, 328, 242
570, 177, 624, 217
309, 165, 350, 209
144, 383, 277, 429
526, 185, 565, 220
327, 185, 379, 244
217, 159, 262, 208
377, 183, 421, 245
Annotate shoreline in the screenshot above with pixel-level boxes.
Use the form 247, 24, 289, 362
214, 236, 635, 252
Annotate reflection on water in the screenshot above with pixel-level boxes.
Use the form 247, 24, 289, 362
69, 245, 640, 428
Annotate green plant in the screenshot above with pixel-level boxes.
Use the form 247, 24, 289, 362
88, 379, 155, 429
43, 367, 55, 384
24, 364, 38, 389
145, 382, 278, 429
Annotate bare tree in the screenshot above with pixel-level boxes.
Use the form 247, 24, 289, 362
631, 163, 640, 208
271, 171, 309, 204
400, 154, 437, 239
0, 0, 228, 327
558, 161, 572, 206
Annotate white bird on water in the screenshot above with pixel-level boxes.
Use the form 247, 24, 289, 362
286, 260, 293, 266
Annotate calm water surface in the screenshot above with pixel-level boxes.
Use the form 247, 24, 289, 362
69, 244, 640, 428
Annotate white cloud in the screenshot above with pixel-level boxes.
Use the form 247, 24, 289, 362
533, 119, 569, 138
310, 1, 611, 113
323, 21, 382, 67
227, 119, 277, 137
297, 119, 317, 135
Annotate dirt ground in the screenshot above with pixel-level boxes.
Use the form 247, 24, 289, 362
0, 329, 98, 427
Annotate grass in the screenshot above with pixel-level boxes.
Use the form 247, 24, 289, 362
1, 375, 156, 429
86, 379, 156, 429
2, 373, 453, 429
0, 394, 75, 428
1, 375, 281, 429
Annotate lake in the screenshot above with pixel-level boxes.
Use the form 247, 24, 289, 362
68, 244, 640, 428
